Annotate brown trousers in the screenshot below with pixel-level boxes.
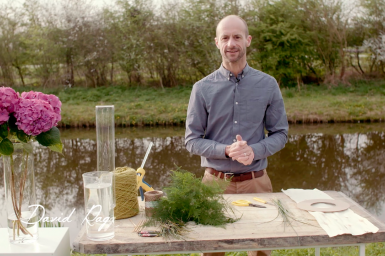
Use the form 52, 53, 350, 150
201, 169, 273, 256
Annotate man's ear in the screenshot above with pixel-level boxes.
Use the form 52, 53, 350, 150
246, 35, 252, 47
215, 37, 220, 49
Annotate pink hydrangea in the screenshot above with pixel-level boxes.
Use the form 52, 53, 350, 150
14, 98, 59, 136
0, 87, 20, 125
21, 91, 61, 118
0, 109, 9, 124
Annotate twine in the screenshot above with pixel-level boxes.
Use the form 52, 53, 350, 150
144, 190, 164, 217
113, 167, 139, 220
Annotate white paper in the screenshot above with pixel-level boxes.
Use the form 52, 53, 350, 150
282, 188, 379, 237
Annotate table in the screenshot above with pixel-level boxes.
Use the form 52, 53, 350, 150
0, 227, 70, 256
73, 191, 385, 256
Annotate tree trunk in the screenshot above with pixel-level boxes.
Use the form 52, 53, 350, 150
66, 48, 75, 87
110, 61, 114, 84
356, 47, 365, 75
0, 64, 15, 86
339, 48, 345, 81
14, 65, 25, 87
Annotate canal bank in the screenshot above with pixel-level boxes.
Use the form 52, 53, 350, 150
14, 79, 385, 127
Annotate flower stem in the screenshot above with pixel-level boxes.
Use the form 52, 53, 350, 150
9, 154, 33, 239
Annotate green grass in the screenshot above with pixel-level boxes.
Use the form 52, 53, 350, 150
70, 242, 385, 255
12, 78, 385, 127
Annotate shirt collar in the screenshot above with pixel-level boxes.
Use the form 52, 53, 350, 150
218, 63, 251, 79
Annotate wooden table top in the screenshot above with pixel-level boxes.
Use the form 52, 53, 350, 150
73, 191, 385, 254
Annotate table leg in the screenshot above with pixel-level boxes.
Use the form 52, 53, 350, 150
359, 244, 365, 256
315, 247, 320, 256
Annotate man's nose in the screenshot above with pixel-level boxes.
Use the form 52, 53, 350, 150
227, 37, 236, 47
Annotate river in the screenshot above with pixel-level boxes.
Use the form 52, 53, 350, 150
0, 123, 384, 244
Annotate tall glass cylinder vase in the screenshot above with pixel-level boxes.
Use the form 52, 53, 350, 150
95, 105, 115, 206
3, 142, 38, 244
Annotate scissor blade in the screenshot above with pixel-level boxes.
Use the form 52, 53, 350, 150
249, 203, 266, 208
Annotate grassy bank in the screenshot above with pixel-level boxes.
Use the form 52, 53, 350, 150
16, 79, 385, 127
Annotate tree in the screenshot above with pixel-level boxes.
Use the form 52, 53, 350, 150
107, 0, 154, 86
247, 0, 318, 87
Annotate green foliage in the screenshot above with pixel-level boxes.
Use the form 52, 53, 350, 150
0, 123, 8, 139
36, 127, 62, 146
248, 0, 317, 86
0, 137, 14, 155
150, 169, 236, 226
2, 0, 381, 88
36, 127, 63, 154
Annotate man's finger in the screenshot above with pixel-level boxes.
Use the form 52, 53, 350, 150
236, 134, 243, 142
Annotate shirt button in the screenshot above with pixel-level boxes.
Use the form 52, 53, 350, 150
230, 73, 232, 76
233, 139, 236, 142
234, 121, 237, 124
242, 75, 244, 78
236, 102, 238, 105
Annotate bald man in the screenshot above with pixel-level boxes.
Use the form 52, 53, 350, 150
185, 15, 289, 256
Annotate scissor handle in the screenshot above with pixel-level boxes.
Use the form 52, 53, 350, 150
253, 197, 267, 204
231, 200, 251, 206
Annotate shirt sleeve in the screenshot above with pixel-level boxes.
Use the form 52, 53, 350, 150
184, 83, 228, 159
250, 78, 289, 160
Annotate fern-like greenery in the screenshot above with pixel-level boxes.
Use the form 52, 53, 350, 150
149, 169, 237, 227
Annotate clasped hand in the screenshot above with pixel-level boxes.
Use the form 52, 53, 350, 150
226, 135, 254, 165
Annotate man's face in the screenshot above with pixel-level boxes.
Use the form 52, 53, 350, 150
215, 17, 252, 64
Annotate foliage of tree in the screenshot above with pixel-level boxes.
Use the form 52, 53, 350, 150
0, 0, 383, 88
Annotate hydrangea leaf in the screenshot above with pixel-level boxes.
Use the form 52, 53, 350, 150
0, 138, 14, 155
0, 123, 8, 139
17, 130, 29, 143
36, 127, 61, 148
8, 114, 18, 134
48, 142, 63, 154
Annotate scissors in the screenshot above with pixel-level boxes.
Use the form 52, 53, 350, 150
231, 200, 266, 208
136, 167, 154, 201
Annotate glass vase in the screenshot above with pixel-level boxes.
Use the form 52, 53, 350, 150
95, 105, 116, 207
2, 142, 38, 244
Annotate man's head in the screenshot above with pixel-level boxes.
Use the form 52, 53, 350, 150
215, 15, 252, 65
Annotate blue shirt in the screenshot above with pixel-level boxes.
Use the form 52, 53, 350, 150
185, 64, 289, 174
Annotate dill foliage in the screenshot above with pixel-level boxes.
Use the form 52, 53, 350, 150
150, 170, 236, 226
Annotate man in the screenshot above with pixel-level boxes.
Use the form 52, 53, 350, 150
185, 15, 289, 256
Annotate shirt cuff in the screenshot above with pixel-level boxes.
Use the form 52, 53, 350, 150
250, 143, 266, 161
214, 143, 229, 159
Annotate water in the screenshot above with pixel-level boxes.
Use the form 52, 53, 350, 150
84, 182, 114, 241
7, 211, 38, 244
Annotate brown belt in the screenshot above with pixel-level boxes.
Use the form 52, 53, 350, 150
205, 167, 264, 182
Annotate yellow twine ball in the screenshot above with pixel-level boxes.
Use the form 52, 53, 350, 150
113, 166, 139, 220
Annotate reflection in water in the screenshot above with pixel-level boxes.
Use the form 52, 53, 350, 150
0, 124, 384, 242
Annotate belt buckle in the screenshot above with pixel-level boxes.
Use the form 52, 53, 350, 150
224, 173, 233, 181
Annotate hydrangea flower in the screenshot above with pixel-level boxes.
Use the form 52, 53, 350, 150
14, 98, 58, 136
0, 87, 20, 124
21, 91, 61, 120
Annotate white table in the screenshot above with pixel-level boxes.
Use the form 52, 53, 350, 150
0, 228, 70, 256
